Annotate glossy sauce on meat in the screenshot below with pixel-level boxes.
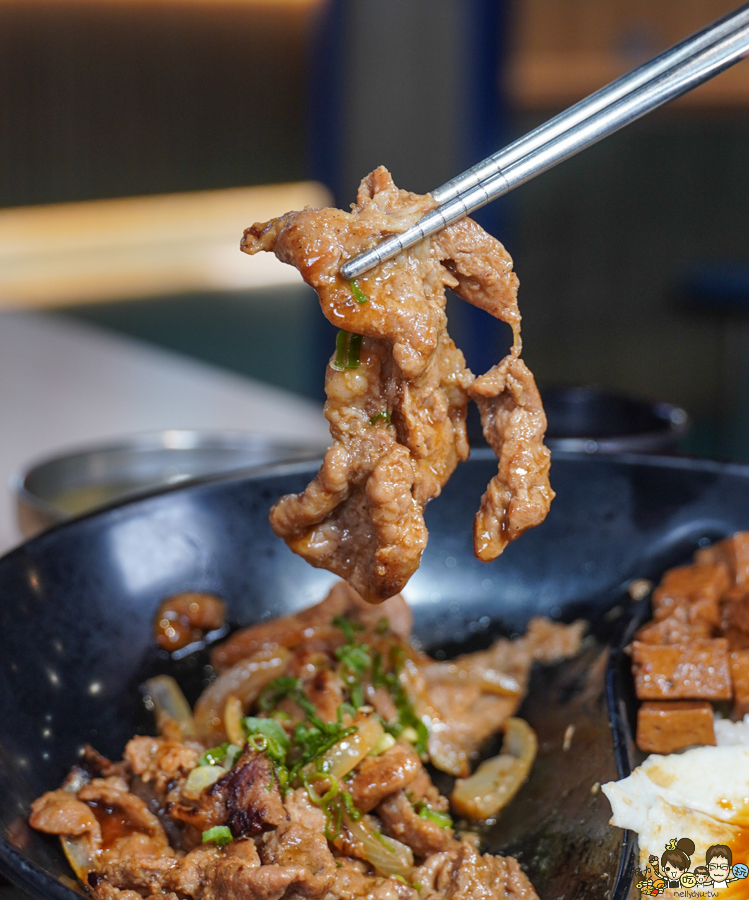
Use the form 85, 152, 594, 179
241, 168, 553, 602
30, 583, 585, 900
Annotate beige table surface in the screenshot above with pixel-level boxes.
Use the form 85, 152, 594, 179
0, 311, 329, 556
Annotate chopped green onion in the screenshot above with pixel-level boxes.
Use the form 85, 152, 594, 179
334, 329, 349, 370
202, 825, 233, 847
375, 617, 390, 635
325, 802, 343, 841
340, 790, 362, 821
258, 676, 300, 711
369, 411, 391, 426
224, 743, 242, 769
185, 764, 225, 793
335, 644, 372, 673
304, 772, 340, 807
416, 805, 452, 828
332, 616, 364, 645
243, 716, 290, 765
333, 330, 363, 371
348, 334, 362, 368
371, 649, 429, 755
350, 682, 364, 709
349, 279, 369, 304
369, 733, 396, 756
198, 742, 230, 767
374, 830, 397, 853
332, 616, 372, 709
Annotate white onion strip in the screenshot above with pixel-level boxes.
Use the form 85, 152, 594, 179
344, 813, 414, 879
317, 710, 384, 781
144, 675, 196, 740
451, 717, 537, 820
194, 648, 290, 744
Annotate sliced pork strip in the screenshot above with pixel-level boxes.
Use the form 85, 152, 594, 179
434, 217, 522, 352
242, 166, 551, 599
416, 840, 539, 900
347, 742, 421, 812
470, 357, 554, 561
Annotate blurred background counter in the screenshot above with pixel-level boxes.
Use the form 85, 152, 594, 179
0, 311, 330, 555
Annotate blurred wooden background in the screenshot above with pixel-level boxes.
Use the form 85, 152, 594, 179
0, 0, 318, 208
508, 0, 749, 107
0, 0, 748, 455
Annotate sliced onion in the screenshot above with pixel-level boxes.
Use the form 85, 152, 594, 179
61, 836, 97, 882
144, 675, 196, 741
344, 813, 413, 879
58, 776, 98, 879
369, 733, 396, 756
421, 660, 521, 697
184, 764, 225, 797
451, 717, 537, 820
224, 695, 245, 747
397, 659, 464, 775
317, 710, 384, 781
194, 647, 290, 744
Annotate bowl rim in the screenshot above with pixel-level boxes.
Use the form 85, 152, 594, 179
7, 448, 749, 566
11, 428, 328, 524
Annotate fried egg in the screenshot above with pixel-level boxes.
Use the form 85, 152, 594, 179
603, 746, 749, 894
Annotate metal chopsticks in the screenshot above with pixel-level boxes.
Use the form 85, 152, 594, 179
341, 3, 749, 281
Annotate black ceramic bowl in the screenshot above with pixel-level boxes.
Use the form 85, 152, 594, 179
2, 451, 749, 900
542, 386, 690, 454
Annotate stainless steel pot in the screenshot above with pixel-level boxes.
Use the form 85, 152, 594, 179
13, 429, 327, 538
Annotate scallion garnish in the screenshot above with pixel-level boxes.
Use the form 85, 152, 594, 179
349, 279, 370, 304
202, 825, 233, 846
333, 616, 371, 709
198, 742, 230, 767
332, 615, 364, 645
369, 411, 391, 426
256, 675, 357, 776
243, 717, 289, 765
415, 804, 453, 828
333, 330, 363, 371
375, 617, 390, 635
233, 614, 432, 844
374, 830, 397, 853
372, 649, 429, 755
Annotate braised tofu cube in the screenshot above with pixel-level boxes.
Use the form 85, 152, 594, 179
730, 650, 749, 717
723, 587, 749, 636
652, 563, 728, 630
631, 639, 732, 700
636, 615, 711, 645
636, 701, 715, 754
696, 533, 749, 588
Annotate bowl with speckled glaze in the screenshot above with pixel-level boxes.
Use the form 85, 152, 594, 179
3, 450, 749, 899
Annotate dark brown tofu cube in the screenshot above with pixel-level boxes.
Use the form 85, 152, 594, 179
636, 615, 711, 645
651, 563, 728, 631
696, 533, 749, 588
723, 587, 749, 635
631, 639, 732, 700
730, 650, 749, 717
636, 701, 715, 754
724, 627, 749, 652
